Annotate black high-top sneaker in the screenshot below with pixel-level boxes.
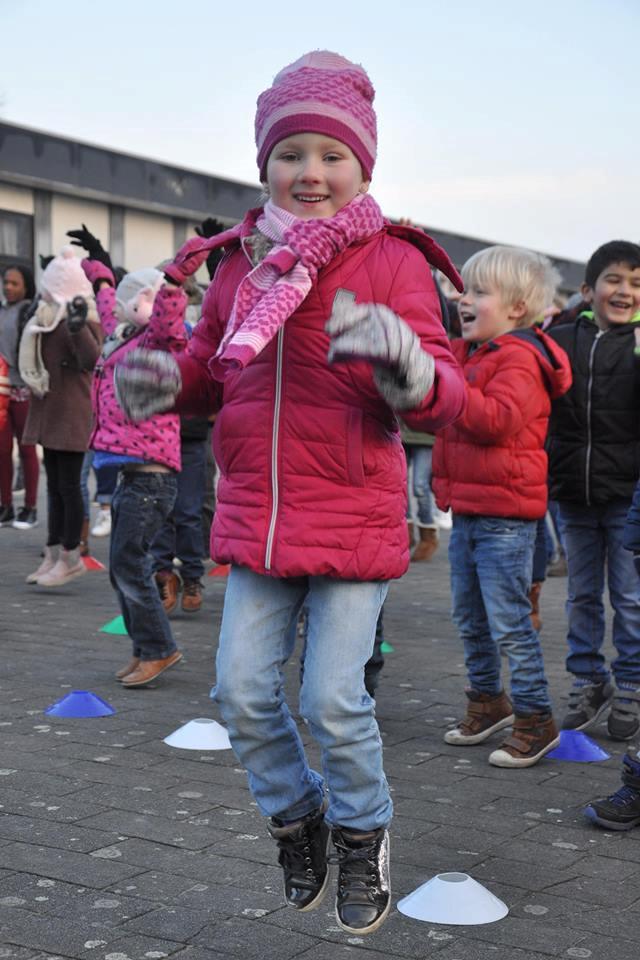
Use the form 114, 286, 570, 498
331, 826, 391, 935
267, 806, 330, 911
584, 752, 640, 830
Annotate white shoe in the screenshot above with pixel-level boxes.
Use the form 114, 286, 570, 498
37, 548, 86, 586
433, 506, 452, 530
91, 508, 112, 538
26, 545, 59, 584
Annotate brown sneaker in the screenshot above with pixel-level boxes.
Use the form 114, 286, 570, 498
489, 712, 559, 768
444, 690, 514, 745
529, 581, 542, 632
182, 579, 203, 613
121, 650, 183, 687
155, 570, 180, 615
115, 656, 140, 681
411, 527, 439, 563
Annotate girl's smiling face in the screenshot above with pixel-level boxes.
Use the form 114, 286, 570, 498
265, 133, 369, 219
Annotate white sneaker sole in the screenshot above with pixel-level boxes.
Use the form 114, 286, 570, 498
12, 520, 38, 530
38, 566, 87, 587
444, 713, 514, 745
489, 733, 560, 768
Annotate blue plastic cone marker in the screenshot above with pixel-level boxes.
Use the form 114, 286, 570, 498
45, 690, 116, 718
163, 718, 232, 751
547, 729, 610, 762
397, 872, 509, 925
100, 615, 128, 635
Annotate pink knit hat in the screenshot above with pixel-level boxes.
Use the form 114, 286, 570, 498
255, 51, 377, 181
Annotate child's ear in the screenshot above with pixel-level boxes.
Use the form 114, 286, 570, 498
509, 299, 528, 321
581, 281, 594, 304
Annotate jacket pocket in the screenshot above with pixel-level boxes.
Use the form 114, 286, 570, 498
345, 407, 365, 487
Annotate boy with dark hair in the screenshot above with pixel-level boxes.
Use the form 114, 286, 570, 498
547, 240, 640, 740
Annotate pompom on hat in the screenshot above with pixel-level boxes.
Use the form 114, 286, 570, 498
255, 51, 377, 181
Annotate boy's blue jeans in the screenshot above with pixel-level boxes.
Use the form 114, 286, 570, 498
212, 566, 392, 830
109, 472, 178, 661
151, 439, 206, 581
449, 514, 552, 715
405, 445, 435, 526
559, 499, 640, 685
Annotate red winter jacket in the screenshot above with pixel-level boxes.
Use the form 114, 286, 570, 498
432, 329, 572, 520
176, 219, 465, 580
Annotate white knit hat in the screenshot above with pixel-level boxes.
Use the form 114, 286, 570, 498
116, 268, 163, 325
40, 246, 93, 320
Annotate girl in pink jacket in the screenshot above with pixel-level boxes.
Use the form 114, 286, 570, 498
115, 52, 464, 935
73, 227, 187, 689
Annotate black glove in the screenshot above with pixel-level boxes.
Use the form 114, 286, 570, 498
66, 296, 88, 334
39, 254, 54, 270
66, 224, 113, 271
195, 217, 226, 239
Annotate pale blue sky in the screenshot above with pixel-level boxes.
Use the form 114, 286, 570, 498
1, 0, 638, 261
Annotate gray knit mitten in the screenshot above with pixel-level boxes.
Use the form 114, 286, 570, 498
113, 348, 181, 421
326, 294, 435, 410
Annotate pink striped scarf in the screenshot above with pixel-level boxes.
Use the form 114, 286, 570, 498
209, 193, 385, 380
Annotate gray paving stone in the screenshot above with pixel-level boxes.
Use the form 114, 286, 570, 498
0, 843, 142, 889
77, 809, 229, 851
71, 784, 217, 821
0, 814, 121, 854
192, 917, 317, 958
0, 872, 157, 924
0, 785, 108, 823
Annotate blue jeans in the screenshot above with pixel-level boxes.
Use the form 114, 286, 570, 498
449, 514, 551, 714
151, 440, 206, 581
109, 472, 178, 661
213, 566, 392, 830
405, 445, 435, 526
559, 500, 640, 684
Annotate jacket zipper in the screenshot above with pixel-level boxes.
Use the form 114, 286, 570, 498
265, 327, 284, 570
584, 330, 604, 506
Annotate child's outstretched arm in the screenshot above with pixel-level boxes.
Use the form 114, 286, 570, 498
142, 283, 188, 354
458, 354, 543, 442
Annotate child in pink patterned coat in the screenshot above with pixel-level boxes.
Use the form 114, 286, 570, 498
72, 226, 187, 688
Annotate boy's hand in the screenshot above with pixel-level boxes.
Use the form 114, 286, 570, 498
113, 348, 181, 421
326, 294, 435, 409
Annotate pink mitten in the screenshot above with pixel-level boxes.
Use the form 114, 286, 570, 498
164, 236, 217, 285
81, 258, 115, 288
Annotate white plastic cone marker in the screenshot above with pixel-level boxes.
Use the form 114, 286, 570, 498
397, 872, 508, 925
163, 718, 232, 751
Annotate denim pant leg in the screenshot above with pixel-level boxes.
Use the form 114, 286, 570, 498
173, 440, 206, 581
559, 502, 608, 682
473, 517, 551, 714
449, 517, 502, 696
109, 473, 178, 660
605, 500, 640, 685
213, 567, 323, 822
301, 577, 391, 830
95, 463, 119, 506
412, 446, 435, 527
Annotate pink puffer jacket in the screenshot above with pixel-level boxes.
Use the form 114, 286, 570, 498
90, 284, 187, 470
177, 221, 465, 580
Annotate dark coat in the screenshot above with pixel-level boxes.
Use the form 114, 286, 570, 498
23, 319, 103, 452
547, 314, 640, 505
